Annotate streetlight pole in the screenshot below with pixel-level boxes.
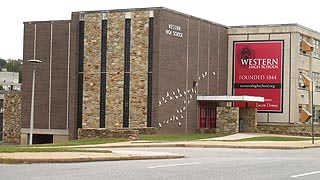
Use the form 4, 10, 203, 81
28, 59, 42, 145
308, 47, 314, 144
311, 80, 314, 144
303, 39, 314, 144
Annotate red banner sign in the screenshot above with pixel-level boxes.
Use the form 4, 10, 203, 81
233, 41, 283, 112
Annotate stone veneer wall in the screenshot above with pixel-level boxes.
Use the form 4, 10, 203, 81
3, 93, 21, 143
82, 13, 102, 128
215, 107, 239, 134
78, 128, 139, 140
129, 11, 149, 127
106, 12, 125, 128
257, 123, 320, 136
130, 127, 157, 134
81, 11, 151, 129
239, 108, 257, 133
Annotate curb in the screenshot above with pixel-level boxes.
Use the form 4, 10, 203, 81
0, 153, 184, 164
78, 143, 320, 150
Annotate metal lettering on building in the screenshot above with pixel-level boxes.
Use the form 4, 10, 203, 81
165, 24, 183, 38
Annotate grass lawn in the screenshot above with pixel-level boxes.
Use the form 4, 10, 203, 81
139, 133, 226, 142
0, 138, 127, 153
33, 138, 128, 147
234, 136, 318, 142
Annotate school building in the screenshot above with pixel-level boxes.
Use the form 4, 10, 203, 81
15, 7, 320, 144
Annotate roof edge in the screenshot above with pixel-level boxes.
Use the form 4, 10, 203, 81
23, 20, 71, 24
229, 23, 320, 35
73, 7, 228, 28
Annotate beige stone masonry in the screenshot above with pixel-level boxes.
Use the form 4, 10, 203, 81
78, 128, 138, 140
257, 123, 320, 136
239, 108, 257, 133
106, 12, 125, 128
82, 13, 102, 128
3, 93, 21, 143
129, 11, 149, 128
81, 11, 151, 129
216, 107, 239, 134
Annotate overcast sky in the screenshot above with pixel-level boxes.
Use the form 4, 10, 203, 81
1, 0, 320, 60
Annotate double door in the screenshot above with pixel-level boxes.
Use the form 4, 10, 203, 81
199, 105, 216, 128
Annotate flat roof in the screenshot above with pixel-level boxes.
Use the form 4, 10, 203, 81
197, 95, 264, 102
73, 7, 227, 28
229, 23, 320, 37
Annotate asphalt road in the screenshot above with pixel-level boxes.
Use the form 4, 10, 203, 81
1, 147, 320, 180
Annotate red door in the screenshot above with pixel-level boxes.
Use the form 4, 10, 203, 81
199, 105, 216, 128
199, 106, 207, 128
209, 107, 216, 128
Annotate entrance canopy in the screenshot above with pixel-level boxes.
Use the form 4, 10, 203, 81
197, 95, 264, 102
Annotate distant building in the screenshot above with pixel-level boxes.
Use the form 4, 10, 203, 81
0, 93, 3, 141
228, 24, 320, 126
0, 68, 20, 142
0, 68, 21, 91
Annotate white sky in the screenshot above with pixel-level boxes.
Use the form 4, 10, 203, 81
1, 0, 320, 60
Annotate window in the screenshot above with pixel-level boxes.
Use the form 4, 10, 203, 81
314, 39, 320, 58
312, 106, 320, 123
312, 72, 320, 91
300, 35, 312, 55
299, 104, 307, 122
298, 69, 310, 90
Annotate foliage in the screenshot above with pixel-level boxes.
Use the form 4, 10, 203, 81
0, 58, 23, 83
5, 59, 22, 72
0, 58, 6, 69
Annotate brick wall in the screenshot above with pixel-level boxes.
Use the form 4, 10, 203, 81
155, 9, 228, 133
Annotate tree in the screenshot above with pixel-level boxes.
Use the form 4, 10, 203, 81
6, 59, 22, 72
0, 58, 6, 70
0, 58, 23, 83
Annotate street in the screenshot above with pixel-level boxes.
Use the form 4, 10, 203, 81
1, 147, 320, 180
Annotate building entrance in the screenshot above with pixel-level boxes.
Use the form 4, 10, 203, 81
199, 103, 217, 128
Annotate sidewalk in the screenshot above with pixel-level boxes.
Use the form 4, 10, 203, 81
69, 133, 320, 150
73, 139, 320, 150
1, 133, 319, 164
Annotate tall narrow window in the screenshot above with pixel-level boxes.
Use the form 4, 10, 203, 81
123, 18, 131, 128
100, 19, 107, 128
147, 17, 154, 127
77, 19, 85, 129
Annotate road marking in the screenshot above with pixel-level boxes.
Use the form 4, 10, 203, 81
148, 162, 201, 169
291, 170, 320, 178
